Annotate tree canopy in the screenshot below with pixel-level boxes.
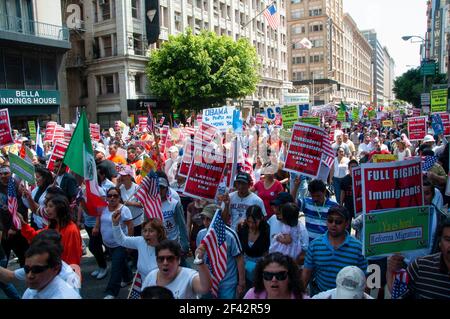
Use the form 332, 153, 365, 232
146, 29, 260, 111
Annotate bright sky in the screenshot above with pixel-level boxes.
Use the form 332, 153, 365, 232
344, 0, 428, 78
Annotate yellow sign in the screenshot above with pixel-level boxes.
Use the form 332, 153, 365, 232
372, 154, 397, 163
431, 89, 448, 113
141, 158, 156, 177
382, 120, 393, 127
281, 105, 299, 129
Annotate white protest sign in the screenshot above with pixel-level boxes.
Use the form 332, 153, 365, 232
202, 106, 235, 131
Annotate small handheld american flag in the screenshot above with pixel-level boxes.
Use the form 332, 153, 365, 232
127, 273, 143, 299
391, 269, 409, 299
201, 209, 228, 297
7, 177, 21, 230
135, 171, 163, 222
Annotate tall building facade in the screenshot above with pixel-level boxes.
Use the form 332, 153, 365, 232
0, 0, 70, 128
62, 0, 290, 127
361, 29, 385, 106
426, 0, 450, 74
287, 0, 371, 105
383, 46, 395, 105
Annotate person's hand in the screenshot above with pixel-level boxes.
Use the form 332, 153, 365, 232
92, 226, 100, 236
293, 176, 301, 187
236, 281, 246, 297
195, 244, 206, 260
112, 210, 121, 226
7, 229, 17, 238
387, 254, 405, 273
16, 213, 26, 226
219, 193, 230, 205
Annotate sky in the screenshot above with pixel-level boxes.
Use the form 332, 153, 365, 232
343, 0, 428, 78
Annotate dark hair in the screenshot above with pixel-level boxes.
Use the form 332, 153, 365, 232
141, 286, 175, 299
47, 195, 72, 229
142, 218, 167, 243
245, 205, 269, 233
97, 165, 109, 178
280, 203, 299, 227
25, 239, 62, 270
35, 165, 53, 189
31, 229, 62, 247
45, 186, 68, 206
328, 205, 350, 221
127, 145, 137, 153
348, 159, 358, 167
436, 218, 450, 243
155, 239, 181, 258
253, 252, 305, 299
156, 170, 169, 187
421, 148, 435, 157
308, 179, 326, 194
106, 186, 123, 203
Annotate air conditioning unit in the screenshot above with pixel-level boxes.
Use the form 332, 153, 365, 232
174, 15, 182, 22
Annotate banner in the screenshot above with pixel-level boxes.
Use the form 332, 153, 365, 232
89, 123, 101, 142
9, 152, 35, 184
352, 167, 362, 216
281, 105, 298, 129
337, 110, 346, 122
43, 121, 57, 143
352, 108, 359, 122
372, 154, 397, 163
407, 116, 427, 141
299, 117, 320, 127
265, 105, 282, 121
437, 112, 450, 136
47, 140, 69, 171
28, 121, 36, 140
138, 116, 147, 132
255, 114, 265, 125
431, 89, 448, 113
363, 206, 431, 258
0, 109, 14, 148
53, 125, 65, 143
179, 138, 195, 177
183, 144, 226, 200
361, 158, 423, 213
283, 123, 325, 178
202, 106, 235, 132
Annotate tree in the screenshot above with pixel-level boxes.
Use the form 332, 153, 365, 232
393, 67, 447, 107
146, 29, 260, 111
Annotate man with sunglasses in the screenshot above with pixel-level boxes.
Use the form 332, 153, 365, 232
302, 205, 367, 297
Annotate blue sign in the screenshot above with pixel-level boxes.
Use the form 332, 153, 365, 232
298, 104, 310, 117
265, 106, 282, 120
232, 109, 243, 133
432, 113, 444, 135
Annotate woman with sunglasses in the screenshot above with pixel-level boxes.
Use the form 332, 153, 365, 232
94, 187, 134, 299
141, 239, 211, 299
244, 252, 306, 299
112, 213, 167, 298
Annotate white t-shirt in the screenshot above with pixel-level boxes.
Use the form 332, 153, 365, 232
120, 183, 144, 227
142, 267, 199, 299
312, 288, 373, 299
229, 191, 266, 230
100, 205, 132, 248
267, 215, 309, 251
22, 187, 48, 229
112, 225, 157, 278
22, 276, 81, 299
333, 157, 350, 178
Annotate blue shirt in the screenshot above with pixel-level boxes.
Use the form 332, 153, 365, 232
196, 226, 242, 290
304, 231, 368, 295
299, 197, 338, 242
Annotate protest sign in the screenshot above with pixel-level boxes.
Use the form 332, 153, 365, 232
412, 109, 421, 117
337, 110, 346, 122
279, 129, 292, 143
265, 105, 282, 120
53, 125, 65, 143
352, 167, 362, 216
194, 122, 218, 145
437, 112, 450, 136
121, 126, 130, 142
140, 158, 156, 178
431, 89, 448, 113
255, 114, 265, 125
47, 140, 69, 171
361, 158, 423, 213
274, 114, 282, 126
352, 108, 359, 122
138, 116, 147, 132
283, 123, 325, 178
363, 206, 431, 258
9, 152, 35, 184
382, 120, 393, 128
0, 109, 14, 148
89, 123, 101, 142
341, 122, 351, 129
372, 154, 397, 163
431, 113, 444, 135
299, 117, 320, 127
43, 121, 57, 143
281, 105, 298, 129
183, 144, 226, 200
179, 138, 195, 177
407, 116, 427, 141
28, 121, 36, 140
202, 106, 235, 131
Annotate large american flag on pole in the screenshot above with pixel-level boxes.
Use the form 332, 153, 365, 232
201, 209, 228, 297
135, 171, 163, 221
7, 177, 21, 230
263, 3, 280, 30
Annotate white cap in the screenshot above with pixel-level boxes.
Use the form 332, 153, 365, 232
335, 266, 366, 299
168, 146, 179, 153
94, 145, 106, 155
423, 135, 435, 143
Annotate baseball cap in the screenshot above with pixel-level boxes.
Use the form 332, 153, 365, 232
168, 146, 179, 154
335, 266, 366, 299
270, 192, 294, 206
423, 135, 435, 143
118, 165, 135, 177
95, 145, 106, 155
200, 204, 220, 220
327, 205, 350, 221
235, 172, 252, 184
0, 166, 11, 174
158, 177, 169, 188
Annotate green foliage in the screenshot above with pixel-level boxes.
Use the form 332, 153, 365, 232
146, 29, 260, 110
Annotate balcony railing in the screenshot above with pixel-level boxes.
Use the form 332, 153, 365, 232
0, 14, 69, 42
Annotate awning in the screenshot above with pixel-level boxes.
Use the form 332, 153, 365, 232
6, 106, 59, 116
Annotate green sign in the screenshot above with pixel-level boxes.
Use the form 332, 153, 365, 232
28, 121, 36, 140
421, 61, 437, 76
363, 206, 431, 258
0, 90, 60, 105
337, 110, 346, 122
352, 108, 359, 122
281, 105, 298, 129
8, 152, 36, 185
341, 122, 351, 129
368, 109, 376, 120
431, 89, 448, 113
279, 129, 292, 142
300, 117, 320, 127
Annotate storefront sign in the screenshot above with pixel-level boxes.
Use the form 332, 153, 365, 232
0, 90, 60, 105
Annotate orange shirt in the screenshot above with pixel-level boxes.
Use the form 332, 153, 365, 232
21, 222, 82, 266
108, 154, 127, 165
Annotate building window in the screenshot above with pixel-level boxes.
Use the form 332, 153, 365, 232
309, 54, 324, 63
291, 24, 305, 34
292, 71, 305, 81
309, 8, 322, 16
5, 54, 24, 89
131, 0, 140, 19
174, 12, 182, 31
100, 0, 112, 21
104, 75, 114, 93
291, 0, 301, 4
97, 112, 121, 129
291, 9, 303, 19
102, 35, 113, 56
97, 74, 118, 95
133, 33, 143, 55
24, 55, 41, 90
309, 23, 323, 32
292, 56, 306, 64
135, 74, 142, 93
41, 57, 57, 90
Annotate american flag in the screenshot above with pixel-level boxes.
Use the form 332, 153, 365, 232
147, 107, 154, 133
391, 269, 409, 299
135, 171, 163, 221
159, 116, 165, 126
422, 156, 438, 172
7, 178, 21, 230
127, 273, 142, 299
321, 133, 335, 168
263, 3, 280, 30
201, 209, 228, 297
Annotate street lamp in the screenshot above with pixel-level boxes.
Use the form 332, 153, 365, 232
402, 35, 428, 93
292, 38, 314, 105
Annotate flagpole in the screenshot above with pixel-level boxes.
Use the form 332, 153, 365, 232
241, 0, 277, 30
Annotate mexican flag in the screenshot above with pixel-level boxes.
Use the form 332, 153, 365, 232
63, 112, 106, 216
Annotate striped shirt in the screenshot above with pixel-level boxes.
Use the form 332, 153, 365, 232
304, 231, 367, 295
299, 197, 339, 242
403, 253, 450, 299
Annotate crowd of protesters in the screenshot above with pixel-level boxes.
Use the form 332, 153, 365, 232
0, 108, 449, 300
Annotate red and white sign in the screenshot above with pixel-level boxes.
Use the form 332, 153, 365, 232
53, 125, 65, 143
437, 112, 450, 136
412, 109, 421, 117
89, 123, 101, 142
194, 122, 218, 145
159, 116, 165, 126
47, 140, 69, 171
0, 109, 14, 148
352, 167, 362, 216
283, 123, 325, 178
138, 116, 147, 132
360, 158, 423, 213
407, 116, 427, 141
255, 114, 265, 125
179, 138, 195, 177
183, 144, 226, 200
43, 121, 57, 143
274, 114, 282, 126
159, 125, 169, 153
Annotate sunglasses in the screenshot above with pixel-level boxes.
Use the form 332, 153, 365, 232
262, 271, 288, 281
327, 217, 344, 225
157, 255, 177, 263
24, 264, 51, 274
107, 194, 120, 198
